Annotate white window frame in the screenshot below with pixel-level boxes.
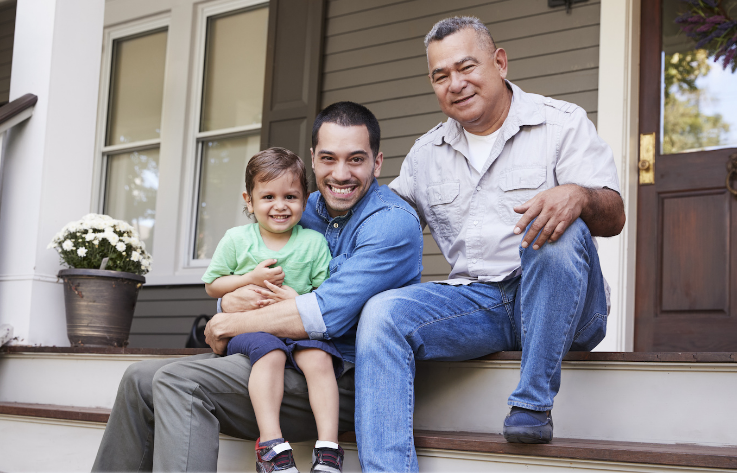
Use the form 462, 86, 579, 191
180, 0, 268, 269
96, 0, 268, 285
92, 14, 170, 217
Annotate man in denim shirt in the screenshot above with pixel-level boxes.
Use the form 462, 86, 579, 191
354, 17, 627, 472
92, 102, 423, 472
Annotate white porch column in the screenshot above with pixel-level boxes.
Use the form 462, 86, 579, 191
0, 0, 104, 346
595, 0, 640, 351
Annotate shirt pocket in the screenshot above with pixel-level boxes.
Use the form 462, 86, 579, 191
426, 181, 461, 239
328, 253, 348, 276
497, 168, 547, 226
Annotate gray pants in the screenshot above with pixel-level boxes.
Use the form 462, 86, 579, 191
92, 353, 355, 472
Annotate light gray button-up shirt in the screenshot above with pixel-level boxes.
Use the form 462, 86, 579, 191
389, 81, 621, 285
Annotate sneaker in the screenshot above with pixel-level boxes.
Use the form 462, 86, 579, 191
310, 445, 344, 473
503, 406, 554, 444
255, 438, 300, 473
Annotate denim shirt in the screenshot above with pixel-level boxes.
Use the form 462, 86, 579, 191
295, 179, 423, 362
390, 80, 620, 284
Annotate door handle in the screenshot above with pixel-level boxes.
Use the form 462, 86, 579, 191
727, 153, 737, 196
639, 133, 655, 185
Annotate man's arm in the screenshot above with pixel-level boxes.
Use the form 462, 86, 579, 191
513, 184, 625, 250
205, 299, 306, 355
512, 105, 625, 249
213, 206, 423, 353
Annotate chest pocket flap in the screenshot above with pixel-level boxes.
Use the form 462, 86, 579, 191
427, 182, 460, 206
499, 168, 546, 191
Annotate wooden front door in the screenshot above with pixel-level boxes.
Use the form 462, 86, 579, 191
635, 0, 737, 351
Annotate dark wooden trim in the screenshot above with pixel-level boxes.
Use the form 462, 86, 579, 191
0, 402, 110, 423
0, 346, 212, 355
340, 430, 737, 470
0, 93, 37, 125
3, 401, 734, 469
2, 346, 735, 362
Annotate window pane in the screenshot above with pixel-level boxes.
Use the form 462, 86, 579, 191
107, 30, 168, 146
661, 0, 737, 154
200, 7, 268, 132
195, 134, 260, 259
104, 148, 160, 254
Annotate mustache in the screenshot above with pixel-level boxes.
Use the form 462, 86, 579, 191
324, 179, 361, 187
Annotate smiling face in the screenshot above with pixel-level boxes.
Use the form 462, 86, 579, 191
311, 122, 383, 217
244, 171, 306, 238
427, 28, 510, 135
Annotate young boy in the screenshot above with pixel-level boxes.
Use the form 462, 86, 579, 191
202, 147, 344, 473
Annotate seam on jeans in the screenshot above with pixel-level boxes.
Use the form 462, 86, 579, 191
573, 312, 607, 341
407, 302, 506, 338
498, 282, 518, 344
405, 348, 414, 473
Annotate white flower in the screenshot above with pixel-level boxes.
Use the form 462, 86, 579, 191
105, 232, 120, 245
130, 251, 141, 262
77, 248, 87, 257
85, 232, 96, 241
115, 242, 126, 252
62, 240, 74, 251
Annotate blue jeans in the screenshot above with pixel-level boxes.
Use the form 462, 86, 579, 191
354, 219, 608, 472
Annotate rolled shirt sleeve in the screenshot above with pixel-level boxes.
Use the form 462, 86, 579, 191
555, 106, 621, 194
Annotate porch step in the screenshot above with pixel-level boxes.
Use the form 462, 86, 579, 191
2, 348, 736, 447
2, 402, 736, 471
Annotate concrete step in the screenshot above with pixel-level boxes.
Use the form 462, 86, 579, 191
1, 348, 736, 448
1, 403, 736, 472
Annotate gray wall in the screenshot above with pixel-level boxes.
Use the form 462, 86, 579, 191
129, 0, 601, 348
128, 285, 215, 348
321, 0, 601, 281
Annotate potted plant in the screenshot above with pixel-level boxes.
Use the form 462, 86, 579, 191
48, 214, 152, 347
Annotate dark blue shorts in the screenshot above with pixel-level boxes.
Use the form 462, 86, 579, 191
226, 332, 344, 378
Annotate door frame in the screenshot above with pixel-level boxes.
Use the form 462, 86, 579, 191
595, 0, 641, 351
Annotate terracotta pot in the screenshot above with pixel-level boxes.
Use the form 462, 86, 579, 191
58, 268, 145, 347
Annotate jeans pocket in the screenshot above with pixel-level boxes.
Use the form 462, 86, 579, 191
570, 313, 607, 351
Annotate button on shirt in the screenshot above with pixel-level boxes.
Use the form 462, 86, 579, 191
389, 81, 621, 285
294, 179, 423, 362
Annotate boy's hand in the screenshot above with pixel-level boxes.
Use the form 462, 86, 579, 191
251, 259, 285, 287
254, 281, 299, 306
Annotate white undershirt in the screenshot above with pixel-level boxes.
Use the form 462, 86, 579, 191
463, 127, 501, 173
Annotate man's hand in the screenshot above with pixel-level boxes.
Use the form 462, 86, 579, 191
513, 184, 625, 250
250, 259, 285, 287
253, 282, 299, 306
221, 284, 269, 312
513, 184, 586, 250
204, 313, 231, 355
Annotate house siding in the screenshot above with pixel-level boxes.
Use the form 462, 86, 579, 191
322, 0, 601, 281
0, 1, 16, 105
129, 0, 601, 347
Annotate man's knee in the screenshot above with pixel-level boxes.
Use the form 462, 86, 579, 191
521, 218, 591, 267
356, 291, 402, 351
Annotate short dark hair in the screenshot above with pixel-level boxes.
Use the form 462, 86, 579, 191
244, 147, 309, 200
312, 101, 381, 158
424, 16, 496, 53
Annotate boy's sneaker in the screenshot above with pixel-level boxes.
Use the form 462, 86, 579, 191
310, 445, 344, 473
255, 439, 300, 473
503, 406, 554, 444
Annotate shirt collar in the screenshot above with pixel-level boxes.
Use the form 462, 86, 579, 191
313, 178, 379, 223
433, 80, 545, 148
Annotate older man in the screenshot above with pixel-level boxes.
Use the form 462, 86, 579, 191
92, 102, 423, 472
354, 16, 625, 471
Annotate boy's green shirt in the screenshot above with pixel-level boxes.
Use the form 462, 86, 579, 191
202, 223, 331, 295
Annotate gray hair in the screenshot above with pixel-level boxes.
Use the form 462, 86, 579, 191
424, 16, 495, 52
